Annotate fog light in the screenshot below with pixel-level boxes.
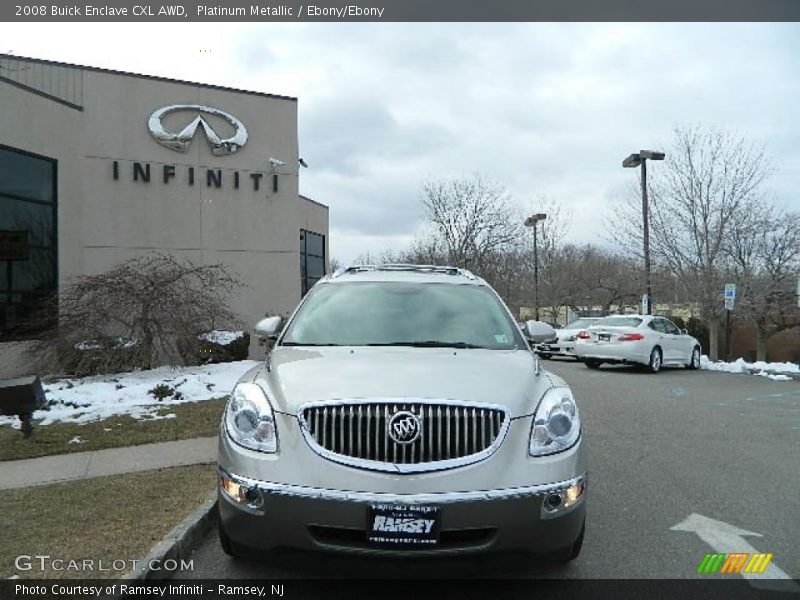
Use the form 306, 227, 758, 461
540, 478, 586, 519
243, 486, 260, 504
220, 475, 246, 503
220, 474, 262, 510
545, 493, 562, 509
563, 482, 584, 508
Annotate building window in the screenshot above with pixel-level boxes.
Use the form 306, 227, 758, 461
0, 144, 57, 340
300, 229, 325, 296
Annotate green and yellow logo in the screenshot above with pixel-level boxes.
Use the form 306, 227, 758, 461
697, 552, 773, 574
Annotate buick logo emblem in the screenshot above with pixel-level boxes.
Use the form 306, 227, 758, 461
388, 411, 421, 444
147, 104, 248, 156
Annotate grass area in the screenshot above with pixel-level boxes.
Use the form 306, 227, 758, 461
0, 464, 216, 579
0, 398, 227, 462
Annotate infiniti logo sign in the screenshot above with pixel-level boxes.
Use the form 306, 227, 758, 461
388, 411, 421, 445
147, 104, 248, 156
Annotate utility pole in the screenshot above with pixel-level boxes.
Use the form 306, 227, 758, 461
623, 150, 665, 315
524, 213, 547, 321
641, 158, 651, 316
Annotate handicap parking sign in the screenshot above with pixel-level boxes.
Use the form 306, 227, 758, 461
724, 283, 736, 300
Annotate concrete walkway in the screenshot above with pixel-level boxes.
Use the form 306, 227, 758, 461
0, 436, 217, 491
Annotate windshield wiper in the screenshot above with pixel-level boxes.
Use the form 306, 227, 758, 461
363, 341, 487, 349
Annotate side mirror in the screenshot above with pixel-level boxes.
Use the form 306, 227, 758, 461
254, 316, 282, 341
681, 328, 689, 335
524, 320, 557, 343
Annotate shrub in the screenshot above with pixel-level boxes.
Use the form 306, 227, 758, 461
149, 384, 175, 401
195, 330, 250, 364
26, 253, 243, 376
672, 316, 709, 352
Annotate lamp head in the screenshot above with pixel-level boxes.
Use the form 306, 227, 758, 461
623, 153, 642, 168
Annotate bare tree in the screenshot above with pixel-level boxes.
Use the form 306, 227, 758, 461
27, 253, 243, 375
421, 174, 521, 270
725, 206, 800, 360
567, 245, 642, 313
613, 125, 773, 359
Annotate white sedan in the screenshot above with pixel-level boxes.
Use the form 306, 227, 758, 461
574, 315, 701, 373
536, 317, 600, 360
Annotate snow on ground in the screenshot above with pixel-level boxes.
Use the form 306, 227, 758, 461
757, 372, 793, 382
700, 355, 799, 380
198, 330, 246, 345
0, 360, 260, 429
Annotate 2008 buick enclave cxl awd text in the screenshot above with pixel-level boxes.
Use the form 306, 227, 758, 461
217, 264, 587, 561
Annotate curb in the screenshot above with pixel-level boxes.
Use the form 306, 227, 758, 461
122, 488, 217, 582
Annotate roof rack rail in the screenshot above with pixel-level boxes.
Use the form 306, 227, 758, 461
331, 264, 476, 280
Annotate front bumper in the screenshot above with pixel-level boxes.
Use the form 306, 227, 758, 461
536, 341, 577, 357
218, 469, 587, 556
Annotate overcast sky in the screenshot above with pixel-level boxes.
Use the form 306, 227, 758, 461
4, 23, 799, 262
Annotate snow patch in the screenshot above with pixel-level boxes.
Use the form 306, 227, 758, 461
68, 436, 87, 444
757, 371, 793, 382
198, 330, 246, 346
700, 355, 798, 380
0, 360, 260, 428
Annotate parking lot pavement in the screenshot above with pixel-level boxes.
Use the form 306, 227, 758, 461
175, 360, 799, 583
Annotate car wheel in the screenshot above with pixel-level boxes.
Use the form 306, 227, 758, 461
687, 346, 701, 370
553, 520, 585, 562
585, 359, 602, 369
647, 347, 662, 373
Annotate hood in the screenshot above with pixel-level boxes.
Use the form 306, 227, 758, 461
255, 347, 550, 418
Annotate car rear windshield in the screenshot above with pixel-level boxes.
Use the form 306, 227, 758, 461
595, 316, 643, 328
566, 318, 597, 330
281, 281, 527, 350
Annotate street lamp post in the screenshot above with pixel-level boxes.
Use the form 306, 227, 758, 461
524, 213, 547, 321
623, 150, 665, 315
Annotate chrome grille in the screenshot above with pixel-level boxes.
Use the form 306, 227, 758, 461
300, 401, 506, 469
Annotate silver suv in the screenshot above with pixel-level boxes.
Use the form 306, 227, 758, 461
217, 264, 587, 560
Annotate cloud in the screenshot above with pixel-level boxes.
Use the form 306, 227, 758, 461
4, 22, 799, 264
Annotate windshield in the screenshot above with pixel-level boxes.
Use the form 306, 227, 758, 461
566, 318, 598, 330
594, 316, 643, 328
281, 282, 526, 350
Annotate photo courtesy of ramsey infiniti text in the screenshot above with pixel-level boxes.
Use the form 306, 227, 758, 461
218, 264, 587, 560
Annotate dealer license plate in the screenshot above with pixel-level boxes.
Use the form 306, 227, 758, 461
598, 333, 611, 341
367, 504, 440, 546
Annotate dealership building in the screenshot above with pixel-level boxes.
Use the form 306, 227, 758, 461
0, 54, 329, 376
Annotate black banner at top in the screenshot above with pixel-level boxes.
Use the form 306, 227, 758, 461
2, 0, 800, 22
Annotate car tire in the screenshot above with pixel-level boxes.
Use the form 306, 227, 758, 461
218, 520, 242, 558
585, 359, 602, 369
553, 520, 585, 562
687, 346, 701, 370
647, 347, 662, 373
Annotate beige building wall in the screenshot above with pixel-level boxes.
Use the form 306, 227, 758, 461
0, 56, 328, 369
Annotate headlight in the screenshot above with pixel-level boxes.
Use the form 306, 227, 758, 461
529, 386, 580, 456
225, 382, 278, 453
